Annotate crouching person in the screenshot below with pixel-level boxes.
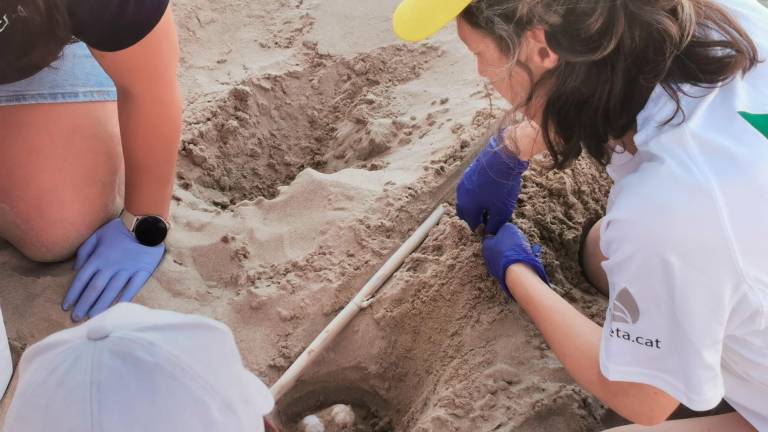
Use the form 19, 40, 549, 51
3, 304, 277, 431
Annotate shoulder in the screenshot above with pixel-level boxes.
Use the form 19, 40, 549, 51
601, 161, 729, 267
606, 160, 714, 232
68, 0, 170, 52
600, 173, 743, 328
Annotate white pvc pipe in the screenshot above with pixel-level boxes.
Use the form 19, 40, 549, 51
270, 205, 446, 401
0, 307, 12, 397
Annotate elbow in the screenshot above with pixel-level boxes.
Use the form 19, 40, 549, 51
622, 402, 677, 426
114, 79, 180, 101
607, 389, 678, 426
629, 412, 671, 427
115, 83, 182, 119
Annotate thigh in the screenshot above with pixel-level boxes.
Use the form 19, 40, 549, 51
581, 217, 609, 295
0, 101, 123, 262
603, 412, 756, 431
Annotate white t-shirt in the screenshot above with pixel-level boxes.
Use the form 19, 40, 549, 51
598, 0, 768, 429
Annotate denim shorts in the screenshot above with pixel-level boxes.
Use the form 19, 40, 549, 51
0, 42, 117, 106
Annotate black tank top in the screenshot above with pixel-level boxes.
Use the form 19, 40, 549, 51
69, 0, 170, 52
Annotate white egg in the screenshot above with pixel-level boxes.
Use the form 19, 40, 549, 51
299, 415, 325, 432
330, 404, 356, 428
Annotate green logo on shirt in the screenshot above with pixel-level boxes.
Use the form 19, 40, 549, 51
739, 112, 768, 140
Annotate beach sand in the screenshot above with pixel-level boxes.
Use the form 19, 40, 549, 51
6, 0, 752, 430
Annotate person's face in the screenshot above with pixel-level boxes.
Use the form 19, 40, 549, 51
457, 17, 558, 118
457, 17, 526, 105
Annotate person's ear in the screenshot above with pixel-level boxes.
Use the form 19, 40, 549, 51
524, 27, 559, 72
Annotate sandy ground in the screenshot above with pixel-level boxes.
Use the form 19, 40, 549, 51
8, 0, 761, 430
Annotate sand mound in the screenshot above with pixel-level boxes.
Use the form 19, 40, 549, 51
180, 44, 442, 206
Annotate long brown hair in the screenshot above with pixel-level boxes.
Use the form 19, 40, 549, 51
461, 0, 760, 168
0, 0, 71, 84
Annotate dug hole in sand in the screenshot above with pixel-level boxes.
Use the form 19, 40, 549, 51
0, 0, 628, 430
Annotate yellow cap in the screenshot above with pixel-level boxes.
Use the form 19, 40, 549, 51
393, 0, 473, 42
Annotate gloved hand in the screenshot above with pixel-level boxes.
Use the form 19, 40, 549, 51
457, 133, 528, 235
63, 218, 165, 321
483, 223, 549, 300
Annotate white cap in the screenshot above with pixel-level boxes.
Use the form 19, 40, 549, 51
4, 303, 274, 432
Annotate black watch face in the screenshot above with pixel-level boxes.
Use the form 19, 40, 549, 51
134, 216, 168, 247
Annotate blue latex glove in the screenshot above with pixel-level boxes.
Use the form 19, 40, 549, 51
63, 218, 165, 321
457, 133, 529, 235
482, 223, 549, 300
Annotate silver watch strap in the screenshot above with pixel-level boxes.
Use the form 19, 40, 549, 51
120, 209, 139, 233
120, 210, 171, 232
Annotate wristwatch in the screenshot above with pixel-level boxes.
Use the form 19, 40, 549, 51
120, 210, 171, 247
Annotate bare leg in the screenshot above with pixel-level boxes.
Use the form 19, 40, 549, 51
0, 102, 123, 262
603, 412, 756, 431
581, 217, 610, 296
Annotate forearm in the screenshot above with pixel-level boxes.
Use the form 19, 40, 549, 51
506, 264, 678, 425
91, 7, 181, 220
117, 84, 181, 219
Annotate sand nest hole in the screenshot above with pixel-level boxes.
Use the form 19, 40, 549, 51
275, 371, 394, 432
179, 44, 442, 207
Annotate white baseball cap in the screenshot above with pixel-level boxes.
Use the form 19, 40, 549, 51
4, 303, 274, 432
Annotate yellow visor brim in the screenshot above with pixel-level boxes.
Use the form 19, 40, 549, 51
393, 0, 473, 42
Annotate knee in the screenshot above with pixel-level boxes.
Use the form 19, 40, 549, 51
1, 201, 118, 263
14, 228, 84, 263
